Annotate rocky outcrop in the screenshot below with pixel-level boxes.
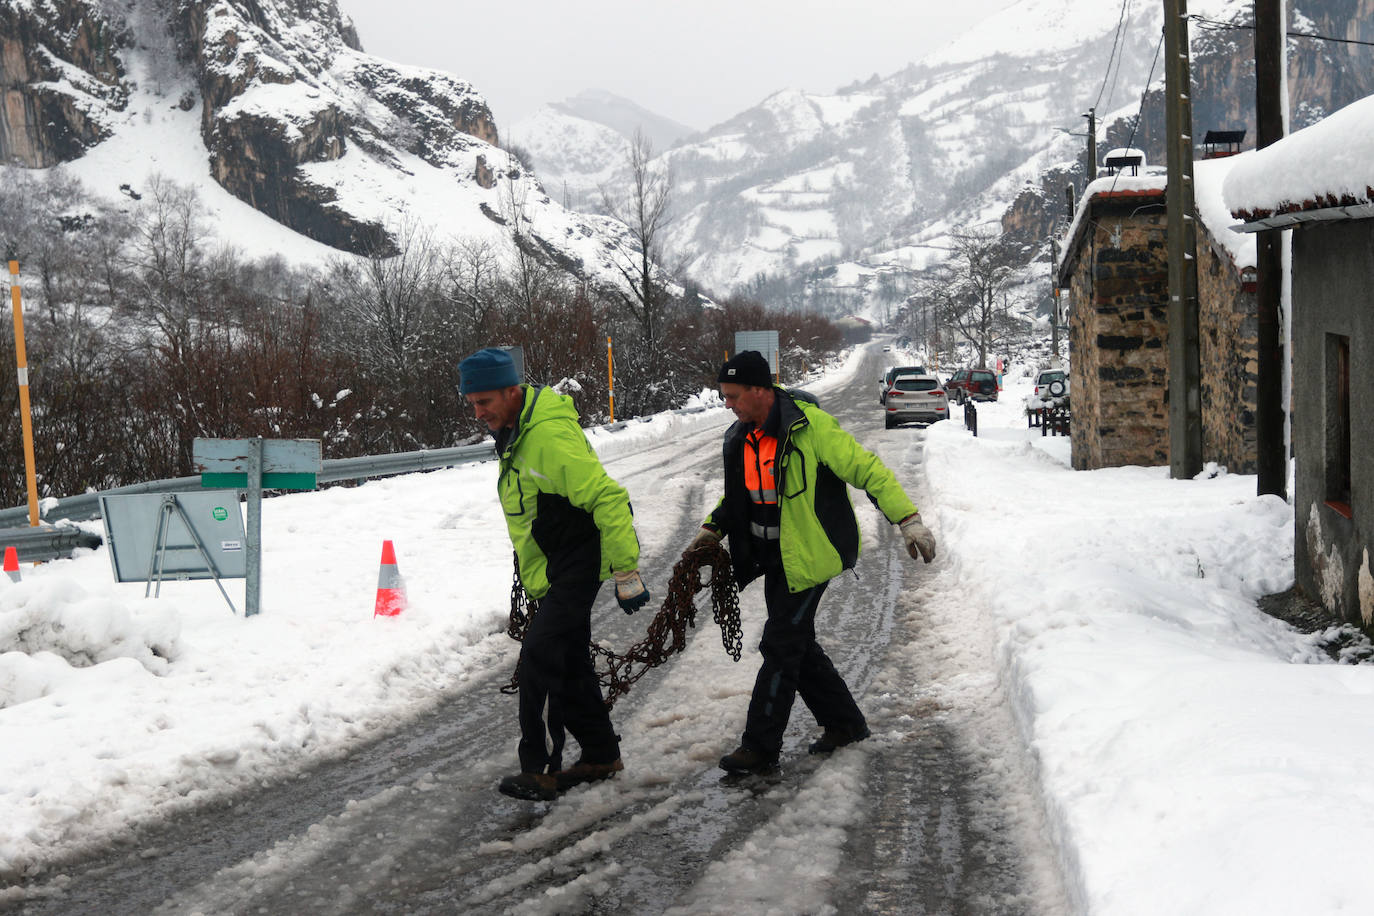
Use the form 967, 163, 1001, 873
1103, 0, 1374, 165
0, 0, 129, 166
172, 0, 500, 253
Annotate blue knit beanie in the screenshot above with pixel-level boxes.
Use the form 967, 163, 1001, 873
458, 347, 520, 394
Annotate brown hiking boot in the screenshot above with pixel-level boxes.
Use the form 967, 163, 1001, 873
554, 757, 624, 791
498, 771, 558, 801
807, 724, 872, 755
718, 746, 779, 775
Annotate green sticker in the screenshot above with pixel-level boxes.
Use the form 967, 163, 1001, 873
212, 506, 229, 521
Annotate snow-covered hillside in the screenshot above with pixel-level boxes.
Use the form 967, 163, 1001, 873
513, 0, 1280, 313
0, 0, 651, 288
655, 0, 1252, 295
508, 89, 697, 209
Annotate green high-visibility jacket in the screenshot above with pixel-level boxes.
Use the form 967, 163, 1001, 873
496, 385, 640, 599
705, 388, 918, 592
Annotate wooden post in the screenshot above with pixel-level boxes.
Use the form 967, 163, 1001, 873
8, 261, 40, 526
606, 336, 615, 422
1254, 0, 1287, 497
1164, 0, 1204, 479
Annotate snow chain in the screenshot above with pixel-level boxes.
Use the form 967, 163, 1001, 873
501, 542, 743, 708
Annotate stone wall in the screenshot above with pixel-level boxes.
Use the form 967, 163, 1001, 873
1196, 224, 1258, 473
1065, 198, 1170, 470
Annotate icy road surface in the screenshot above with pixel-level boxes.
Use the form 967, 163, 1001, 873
7, 348, 1069, 915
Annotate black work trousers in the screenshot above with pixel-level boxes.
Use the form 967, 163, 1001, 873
741, 555, 867, 757
517, 577, 619, 774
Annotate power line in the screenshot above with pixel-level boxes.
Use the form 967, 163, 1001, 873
1105, 28, 1165, 198
1189, 15, 1374, 48
1094, 0, 1134, 113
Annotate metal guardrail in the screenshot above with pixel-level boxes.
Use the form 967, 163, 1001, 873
0, 403, 719, 563
1, 525, 103, 563
0, 442, 499, 531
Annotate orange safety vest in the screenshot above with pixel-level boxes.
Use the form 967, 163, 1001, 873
744, 428, 781, 540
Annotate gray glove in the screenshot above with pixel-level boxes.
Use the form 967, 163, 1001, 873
686, 526, 722, 554
613, 570, 650, 614
899, 513, 936, 563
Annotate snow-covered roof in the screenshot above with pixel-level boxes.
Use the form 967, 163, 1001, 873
1057, 157, 1258, 284
1056, 173, 1166, 282
1224, 93, 1374, 229
1194, 155, 1257, 269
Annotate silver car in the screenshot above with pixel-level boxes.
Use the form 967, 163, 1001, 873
884, 373, 949, 428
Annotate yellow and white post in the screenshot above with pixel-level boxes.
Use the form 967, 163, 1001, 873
606, 336, 615, 422
9, 261, 40, 527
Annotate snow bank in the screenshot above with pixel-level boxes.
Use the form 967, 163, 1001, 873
923, 390, 1374, 915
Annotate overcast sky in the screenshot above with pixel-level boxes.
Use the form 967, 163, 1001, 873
337, 0, 1012, 132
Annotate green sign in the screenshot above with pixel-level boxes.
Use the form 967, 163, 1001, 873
200, 472, 318, 490
212, 506, 229, 521
192, 438, 321, 492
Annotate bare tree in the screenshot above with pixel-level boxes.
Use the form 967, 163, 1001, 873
919, 229, 1027, 368
329, 217, 442, 380
600, 129, 673, 347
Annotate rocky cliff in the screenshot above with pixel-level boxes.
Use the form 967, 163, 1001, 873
0, 0, 128, 167
0, 0, 640, 279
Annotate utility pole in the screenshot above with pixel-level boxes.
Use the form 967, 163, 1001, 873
1254, 0, 1287, 497
1050, 239, 1062, 358
1084, 107, 1098, 181
1164, 0, 1203, 478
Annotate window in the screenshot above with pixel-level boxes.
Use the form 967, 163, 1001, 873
1326, 334, 1351, 513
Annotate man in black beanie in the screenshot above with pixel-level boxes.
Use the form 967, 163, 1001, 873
685, 350, 936, 774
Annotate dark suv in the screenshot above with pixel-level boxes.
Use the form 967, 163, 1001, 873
878, 365, 926, 404
946, 368, 999, 404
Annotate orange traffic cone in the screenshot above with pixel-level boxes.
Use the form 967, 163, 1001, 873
374, 540, 407, 617
3, 546, 19, 583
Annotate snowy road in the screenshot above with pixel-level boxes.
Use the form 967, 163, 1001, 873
6, 349, 1069, 915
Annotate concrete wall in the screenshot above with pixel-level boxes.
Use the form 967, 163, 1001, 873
1291, 220, 1374, 629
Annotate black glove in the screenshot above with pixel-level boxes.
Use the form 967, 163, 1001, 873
613, 570, 651, 614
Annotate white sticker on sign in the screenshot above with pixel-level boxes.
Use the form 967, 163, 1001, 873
221, 540, 243, 551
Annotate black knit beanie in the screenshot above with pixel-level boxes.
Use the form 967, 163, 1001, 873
717, 350, 773, 387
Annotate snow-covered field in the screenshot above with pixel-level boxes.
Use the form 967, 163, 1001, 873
3, 353, 1372, 914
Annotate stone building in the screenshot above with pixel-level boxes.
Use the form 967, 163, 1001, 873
1056, 161, 1258, 472
1057, 179, 1169, 470
1226, 93, 1374, 630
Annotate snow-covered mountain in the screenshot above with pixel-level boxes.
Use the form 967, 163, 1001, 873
511, 0, 1372, 314
0, 0, 651, 287
507, 89, 696, 208
654, 0, 1232, 296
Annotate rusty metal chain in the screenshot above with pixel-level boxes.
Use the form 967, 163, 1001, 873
501, 541, 742, 708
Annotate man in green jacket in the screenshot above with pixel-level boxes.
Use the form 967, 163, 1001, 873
460, 347, 651, 801
687, 351, 936, 775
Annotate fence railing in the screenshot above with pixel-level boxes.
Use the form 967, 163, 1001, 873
0, 404, 721, 564
0, 442, 498, 531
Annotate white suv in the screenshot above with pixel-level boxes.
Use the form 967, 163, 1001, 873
1032, 369, 1069, 403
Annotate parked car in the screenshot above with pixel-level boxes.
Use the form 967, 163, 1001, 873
878, 365, 927, 404
884, 373, 948, 428
946, 368, 999, 404
1032, 368, 1069, 403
